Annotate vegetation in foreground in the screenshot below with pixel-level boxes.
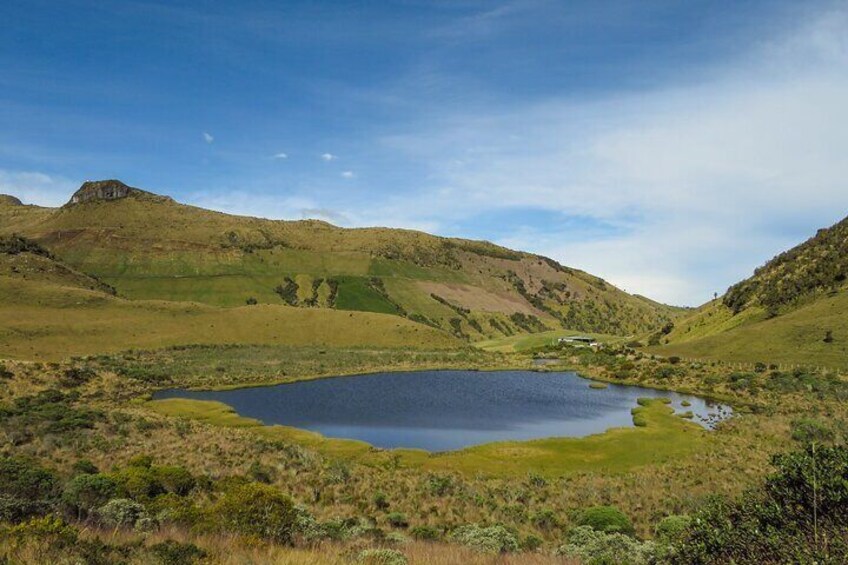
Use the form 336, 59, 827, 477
1, 339, 846, 563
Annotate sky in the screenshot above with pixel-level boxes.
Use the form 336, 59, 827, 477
2, 0, 847, 306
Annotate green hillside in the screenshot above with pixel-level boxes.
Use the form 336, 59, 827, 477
649, 214, 848, 367
1, 180, 680, 342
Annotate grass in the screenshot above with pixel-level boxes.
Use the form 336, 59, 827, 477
0, 277, 457, 361
1, 191, 679, 338
651, 290, 848, 369
334, 276, 399, 314
146, 394, 708, 478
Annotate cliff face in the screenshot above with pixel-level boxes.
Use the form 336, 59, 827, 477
67, 180, 138, 205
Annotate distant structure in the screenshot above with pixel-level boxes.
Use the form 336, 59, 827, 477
557, 335, 599, 347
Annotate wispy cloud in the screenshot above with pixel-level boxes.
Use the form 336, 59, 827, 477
203, 132, 214, 144
272, 152, 288, 159
341, 170, 354, 179
0, 170, 78, 207
370, 8, 848, 305
321, 153, 337, 161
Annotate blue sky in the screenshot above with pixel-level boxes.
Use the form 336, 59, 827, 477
2, 0, 848, 305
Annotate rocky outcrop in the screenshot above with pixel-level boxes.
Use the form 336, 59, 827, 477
0, 194, 23, 206
67, 180, 138, 205
65, 179, 171, 206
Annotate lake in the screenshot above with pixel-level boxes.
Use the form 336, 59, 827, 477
154, 370, 731, 451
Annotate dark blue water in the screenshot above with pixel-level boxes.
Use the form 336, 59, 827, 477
154, 371, 730, 451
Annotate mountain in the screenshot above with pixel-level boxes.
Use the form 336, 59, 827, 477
649, 215, 848, 368
0, 179, 679, 345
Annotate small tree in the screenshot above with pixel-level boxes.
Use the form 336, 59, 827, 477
823, 330, 834, 343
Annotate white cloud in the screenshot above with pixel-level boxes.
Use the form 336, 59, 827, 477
321, 153, 336, 161
0, 170, 78, 207
272, 152, 288, 159
203, 132, 214, 143
341, 171, 354, 179
374, 8, 848, 305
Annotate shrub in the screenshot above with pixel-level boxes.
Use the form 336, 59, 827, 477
655, 515, 691, 544
386, 512, 409, 528
557, 526, 655, 565
450, 524, 519, 553
111, 466, 164, 500
674, 445, 848, 563
154, 466, 196, 495
522, 534, 544, 551
0, 456, 59, 521
410, 524, 441, 541
62, 473, 118, 519
575, 505, 634, 536
71, 460, 99, 475
97, 498, 149, 528
791, 418, 835, 445
530, 508, 559, 530
373, 491, 390, 510
0, 515, 78, 550
356, 548, 408, 565
149, 540, 206, 565
212, 482, 297, 543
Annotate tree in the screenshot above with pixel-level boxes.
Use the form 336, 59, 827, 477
824, 330, 834, 343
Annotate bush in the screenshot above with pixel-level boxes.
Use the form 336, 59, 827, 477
372, 491, 389, 510
149, 540, 206, 565
575, 505, 634, 536
111, 466, 164, 500
154, 466, 196, 495
62, 473, 118, 519
356, 548, 408, 565
97, 498, 149, 528
410, 525, 440, 540
386, 512, 409, 528
522, 533, 544, 551
791, 418, 835, 445
450, 524, 519, 553
212, 482, 297, 543
530, 508, 558, 530
0, 456, 59, 521
655, 515, 690, 544
674, 445, 848, 563
557, 526, 655, 565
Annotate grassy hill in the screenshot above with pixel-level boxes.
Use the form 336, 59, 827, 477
649, 214, 848, 368
1, 180, 680, 345
0, 235, 457, 361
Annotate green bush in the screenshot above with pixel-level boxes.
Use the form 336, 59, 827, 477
386, 512, 409, 528
575, 505, 634, 536
674, 445, 848, 563
149, 540, 206, 565
0, 456, 59, 521
530, 508, 558, 530
356, 548, 408, 565
96, 498, 150, 528
655, 515, 691, 544
557, 526, 655, 565
62, 473, 117, 519
791, 418, 835, 445
410, 524, 441, 540
450, 524, 519, 553
111, 466, 164, 500
154, 466, 196, 495
212, 482, 296, 543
